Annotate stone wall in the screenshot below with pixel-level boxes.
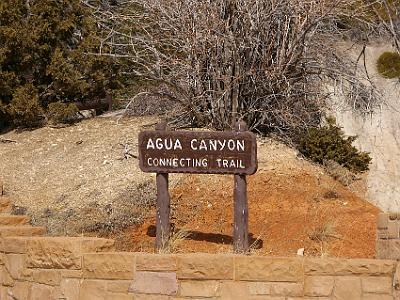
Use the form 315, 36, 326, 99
1, 235, 400, 300
376, 212, 400, 260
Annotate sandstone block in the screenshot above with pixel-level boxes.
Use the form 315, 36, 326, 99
305, 258, 396, 276
83, 252, 135, 279
105, 293, 134, 300
248, 296, 285, 300
333, 276, 361, 300
248, 282, 303, 296
33, 269, 62, 286
0, 237, 28, 253
376, 239, 400, 260
61, 269, 83, 278
0, 286, 7, 300
0, 215, 29, 226
248, 282, 271, 295
81, 238, 115, 253
363, 294, 394, 300
388, 221, 399, 239
220, 281, 251, 300
30, 283, 55, 300
377, 229, 389, 240
0, 225, 45, 237
377, 213, 389, 229
177, 254, 234, 280
304, 276, 334, 296
287, 298, 330, 300
136, 253, 177, 271
79, 280, 107, 300
107, 280, 131, 293
7, 281, 31, 300
1, 266, 14, 286
0, 197, 11, 213
135, 295, 171, 300
270, 282, 303, 296
26, 237, 114, 269
179, 280, 220, 297
235, 256, 303, 282
129, 271, 177, 295
362, 276, 392, 294
60, 278, 80, 300
5, 254, 31, 280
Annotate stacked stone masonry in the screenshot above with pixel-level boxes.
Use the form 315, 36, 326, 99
1, 187, 400, 299
376, 212, 400, 260
2, 245, 400, 300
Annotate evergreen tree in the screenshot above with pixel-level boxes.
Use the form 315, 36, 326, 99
0, 0, 122, 128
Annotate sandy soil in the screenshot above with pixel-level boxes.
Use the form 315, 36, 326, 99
0, 117, 379, 257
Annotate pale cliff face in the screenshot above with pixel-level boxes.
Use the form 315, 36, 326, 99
330, 42, 400, 211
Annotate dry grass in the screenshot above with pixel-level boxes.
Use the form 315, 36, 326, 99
0, 116, 161, 236
323, 160, 358, 186
158, 228, 192, 254
309, 220, 341, 242
26, 180, 157, 236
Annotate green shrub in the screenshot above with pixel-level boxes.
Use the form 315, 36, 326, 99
47, 102, 79, 124
377, 51, 400, 78
8, 84, 43, 127
299, 117, 371, 172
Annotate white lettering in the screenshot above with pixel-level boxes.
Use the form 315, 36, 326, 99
190, 139, 198, 150
201, 158, 208, 167
164, 139, 172, 150
153, 158, 159, 166
239, 160, 245, 168
155, 138, 163, 150
227, 139, 236, 151
237, 140, 245, 152
223, 159, 229, 168
146, 138, 155, 149
174, 139, 182, 150
199, 140, 207, 151
216, 158, 222, 167
209, 140, 217, 151
147, 158, 153, 166
179, 158, 186, 167
172, 158, 178, 167
218, 140, 226, 150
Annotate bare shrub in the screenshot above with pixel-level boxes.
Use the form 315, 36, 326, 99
88, 0, 382, 137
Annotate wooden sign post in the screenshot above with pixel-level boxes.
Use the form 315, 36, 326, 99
155, 122, 171, 249
138, 121, 257, 252
233, 121, 249, 252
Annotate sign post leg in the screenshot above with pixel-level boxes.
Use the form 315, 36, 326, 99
233, 120, 249, 253
154, 121, 171, 251
156, 172, 170, 250
234, 174, 249, 252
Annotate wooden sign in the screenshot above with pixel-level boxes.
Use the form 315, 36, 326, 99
138, 121, 256, 253
138, 130, 257, 175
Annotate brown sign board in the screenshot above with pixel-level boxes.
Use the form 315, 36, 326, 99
138, 130, 257, 175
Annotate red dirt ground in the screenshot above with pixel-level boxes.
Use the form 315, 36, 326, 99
114, 168, 379, 258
